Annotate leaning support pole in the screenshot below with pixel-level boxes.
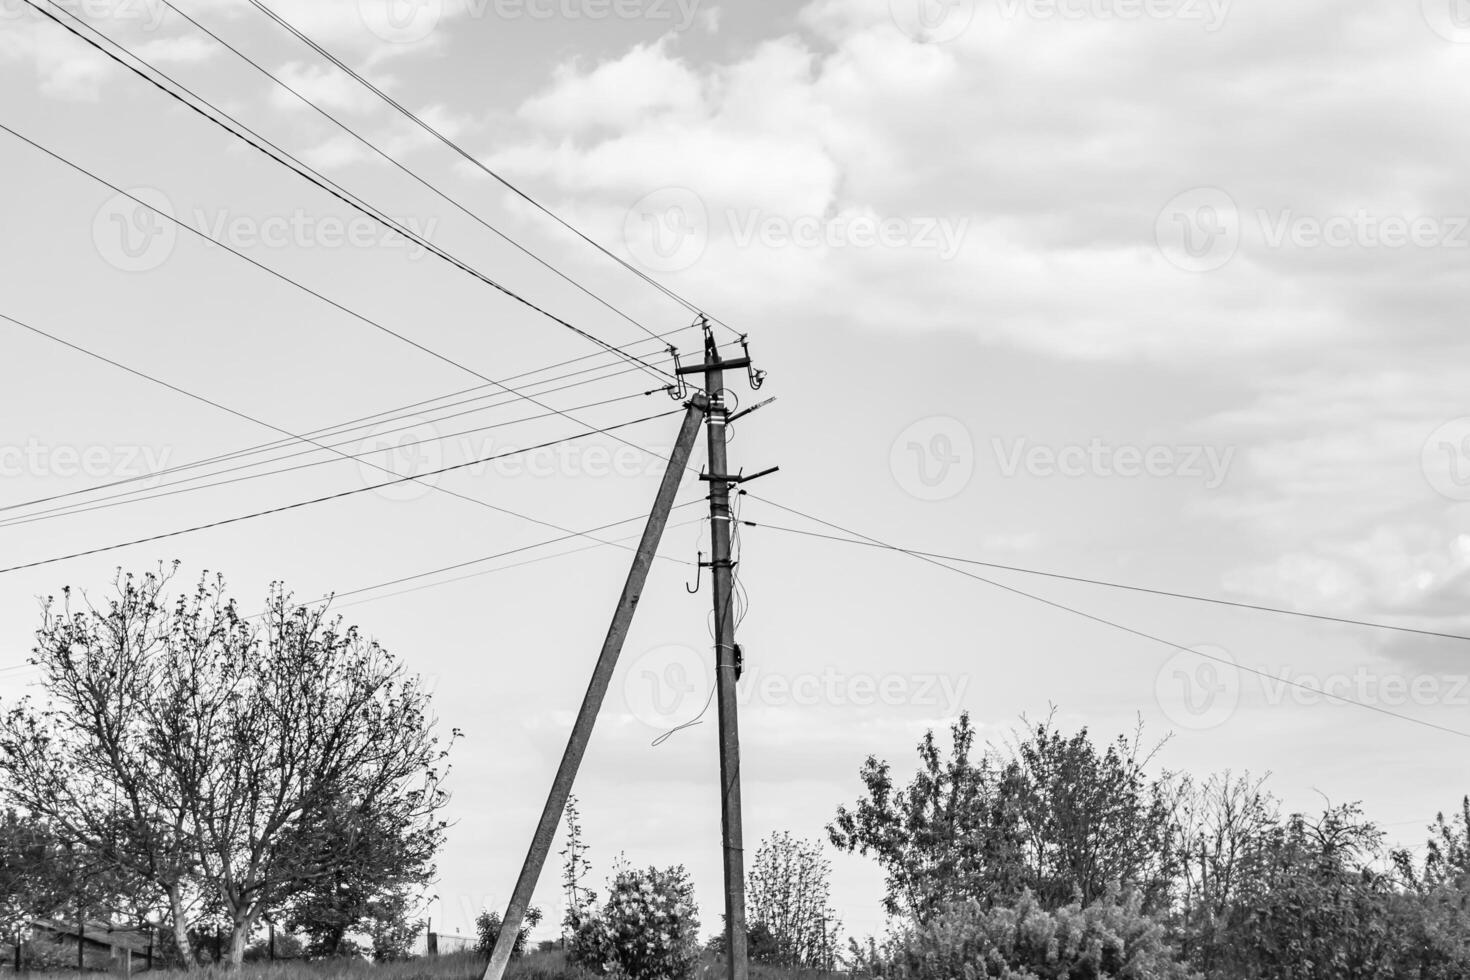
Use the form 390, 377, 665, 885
482, 395, 708, 980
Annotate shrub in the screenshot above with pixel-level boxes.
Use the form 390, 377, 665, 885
244, 930, 308, 962
889, 889, 1194, 980
569, 864, 701, 980
478, 907, 544, 959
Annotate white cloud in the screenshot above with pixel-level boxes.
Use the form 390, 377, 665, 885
519, 37, 704, 132
1222, 525, 1470, 636
133, 34, 214, 64
473, 0, 1470, 369
268, 60, 395, 115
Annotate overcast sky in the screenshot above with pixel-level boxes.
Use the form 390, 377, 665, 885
3, 0, 1470, 944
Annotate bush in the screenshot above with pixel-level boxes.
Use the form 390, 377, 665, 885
478, 907, 544, 959
569, 865, 701, 980
244, 930, 307, 962
704, 922, 781, 964
889, 889, 1194, 980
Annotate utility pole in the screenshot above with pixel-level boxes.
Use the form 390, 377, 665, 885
482, 395, 708, 980
678, 321, 773, 980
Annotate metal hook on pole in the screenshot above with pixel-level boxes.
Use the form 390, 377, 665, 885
686, 551, 705, 593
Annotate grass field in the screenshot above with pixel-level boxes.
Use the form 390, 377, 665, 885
18, 949, 850, 980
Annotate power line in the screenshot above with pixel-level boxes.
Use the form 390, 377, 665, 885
243, 0, 745, 341
153, 0, 674, 353
20, 0, 675, 388
1, 336, 742, 530
0, 510, 709, 679
0, 123, 685, 478
321, 507, 707, 611
0, 410, 682, 576
0, 388, 658, 530
748, 521, 1470, 644
1, 311, 675, 562
744, 495, 1470, 742
0, 331, 692, 518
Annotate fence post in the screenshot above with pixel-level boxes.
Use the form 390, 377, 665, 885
427, 933, 438, 957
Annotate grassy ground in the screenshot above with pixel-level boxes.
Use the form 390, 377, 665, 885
17, 950, 489, 980
15, 948, 850, 980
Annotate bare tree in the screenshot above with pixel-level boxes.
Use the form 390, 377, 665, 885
0, 568, 453, 969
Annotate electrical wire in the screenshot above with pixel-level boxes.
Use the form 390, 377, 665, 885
0, 409, 682, 576
0, 509, 709, 679
745, 519, 1470, 644
0, 125, 686, 484
0, 387, 659, 530
744, 495, 1470, 742
242, 0, 745, 341
152, 0, 673, 352
278, 504, 705, 613
21, 0, 675, 387
0, 329, 705, 519
2, 310, 679, 557
330, 515, 708, 613
651, 481, 751, 747
1, 341, 744, 529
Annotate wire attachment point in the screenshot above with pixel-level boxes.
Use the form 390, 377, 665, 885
740, 335, 767, 390
665, 345, 689, 401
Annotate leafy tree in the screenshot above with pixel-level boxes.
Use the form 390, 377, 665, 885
0, 809, 71, 935
282, 798, 439, 958
747, 831, 840, 967
1004, 717, 1177, 912
0, 571, 208, 959
829, 714, 1027, 921
0, 568, 454, 968
1208, 803, 1398, 980
1387, 798, 1470, 980
830, 714, 1174, 921
1397, 796, 1470, 890
1165, 771, 1279, 972
363, 885, 424, 962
